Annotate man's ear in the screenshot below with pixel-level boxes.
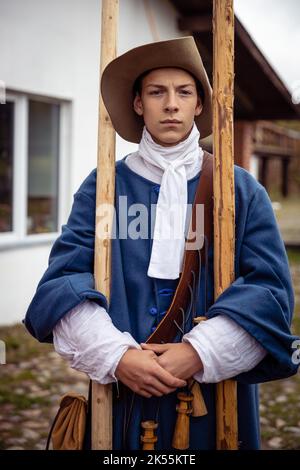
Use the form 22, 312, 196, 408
133, 94, 144, 116
194, 98, 203, 117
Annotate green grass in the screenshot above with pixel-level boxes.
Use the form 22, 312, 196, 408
0, 368, 49, 410
287, 249, 300, 265
292, 317, 300, 336
0, 388, 50, 410
0, 324, 53, 363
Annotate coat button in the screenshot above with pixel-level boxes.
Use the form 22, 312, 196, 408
151, 325, 156, 333
149, 307, 158, 316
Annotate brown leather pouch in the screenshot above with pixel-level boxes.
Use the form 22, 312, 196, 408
46, 392, 87, 450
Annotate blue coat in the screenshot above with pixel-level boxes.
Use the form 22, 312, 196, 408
25, 156, 299, 450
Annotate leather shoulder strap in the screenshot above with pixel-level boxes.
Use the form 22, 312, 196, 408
147, 151, 214, 344
188, 150, 214, 262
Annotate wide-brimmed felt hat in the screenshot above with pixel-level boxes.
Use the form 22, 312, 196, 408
100, 36, 213, 144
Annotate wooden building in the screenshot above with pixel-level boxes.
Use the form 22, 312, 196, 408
171, 0, 300, 196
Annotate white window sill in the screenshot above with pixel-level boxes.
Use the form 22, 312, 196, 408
0, 232, 59, 252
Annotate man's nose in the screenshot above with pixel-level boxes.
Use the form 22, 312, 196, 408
164, 91, 179, 112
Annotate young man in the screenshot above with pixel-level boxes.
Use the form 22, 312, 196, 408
25, 37, 299, 450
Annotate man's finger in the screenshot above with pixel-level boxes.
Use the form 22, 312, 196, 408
141, 343, 170, 353
137, 389, 152, 398
154, 361, 186, 388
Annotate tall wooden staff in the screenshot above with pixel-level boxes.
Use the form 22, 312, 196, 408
212, 0, 238, 449
92, 0, 119, 450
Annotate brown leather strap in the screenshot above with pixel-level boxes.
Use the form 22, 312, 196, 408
147, 151, 214, 344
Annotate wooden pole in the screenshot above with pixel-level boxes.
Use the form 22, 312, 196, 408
92, 0, 119, 450
212, 0, 238, 449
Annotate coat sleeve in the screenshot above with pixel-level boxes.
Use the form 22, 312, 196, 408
24, 170, 108, 343
207, 184, 299, 383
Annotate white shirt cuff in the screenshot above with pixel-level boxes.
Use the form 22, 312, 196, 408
53, 300, 141, 384
182, 314, 267, 383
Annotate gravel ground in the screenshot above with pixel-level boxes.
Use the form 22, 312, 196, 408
0, 331, 88, 450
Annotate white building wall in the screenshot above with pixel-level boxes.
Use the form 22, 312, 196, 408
0, 0, 183, 325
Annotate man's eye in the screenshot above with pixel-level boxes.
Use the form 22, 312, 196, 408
149, 90, 163, 95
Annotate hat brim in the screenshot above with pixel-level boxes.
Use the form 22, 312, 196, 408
101, 36, 212, 144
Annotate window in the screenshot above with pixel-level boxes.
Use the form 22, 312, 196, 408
0, 93, 70, 247
27, 100, 60, 234
0, 101, 14, 233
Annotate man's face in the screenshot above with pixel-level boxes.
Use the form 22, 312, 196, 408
133, 67, 203, 147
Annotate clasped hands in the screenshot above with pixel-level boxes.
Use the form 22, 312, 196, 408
115, 342, 203, 398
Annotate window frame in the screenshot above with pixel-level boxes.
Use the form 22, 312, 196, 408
0, 91, 71, 249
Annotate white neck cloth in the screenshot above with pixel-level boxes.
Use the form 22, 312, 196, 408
138, 123, 204, 279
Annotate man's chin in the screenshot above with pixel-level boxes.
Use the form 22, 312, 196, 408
154, 130, 186, 147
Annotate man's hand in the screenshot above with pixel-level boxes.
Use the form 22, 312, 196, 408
140, 342, 203, 380
115, 348, 187, 398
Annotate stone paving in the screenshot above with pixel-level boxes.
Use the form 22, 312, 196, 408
0, 332, 88, 450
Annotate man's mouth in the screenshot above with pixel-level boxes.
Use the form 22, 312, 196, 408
160, 120, 182, 124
